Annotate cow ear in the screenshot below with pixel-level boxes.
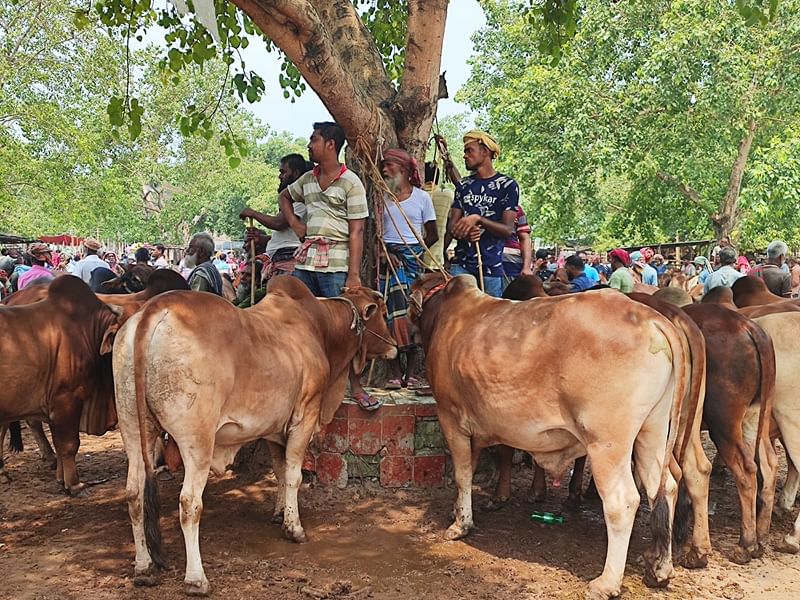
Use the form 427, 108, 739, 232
100, 277, 121, 289
100, 323, 120, 355
360, 302, 378, 321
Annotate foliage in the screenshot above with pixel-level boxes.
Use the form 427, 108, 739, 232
462, 0, 800, 249
0, 2, 292, 245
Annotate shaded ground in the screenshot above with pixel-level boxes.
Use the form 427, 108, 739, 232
1, 426, 799, 600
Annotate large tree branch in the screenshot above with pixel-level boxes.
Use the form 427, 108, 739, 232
719, 118, 757, 222
393, 0, 449, 161
656, 171, 703, 205
231, 0, 396, 148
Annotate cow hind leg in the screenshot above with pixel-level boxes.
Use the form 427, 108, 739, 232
486, 445, 513, 511
773, 415, 800, 554
754, 435, 778, 556
281, 415, 319, 544
0, 425, 9, 484
779, 452, 799, 515
28, 420, 56, 468
266, 441, 287, 524
586, 446, 641, 600
438, 414, 474, 540
178, 452, 212, 596
528, 460, 547, 504
677, 433, 712, 569
713, 435, 758, 564
633, 423, 678, 589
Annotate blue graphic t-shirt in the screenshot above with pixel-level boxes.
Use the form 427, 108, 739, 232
452, 173, 519, 277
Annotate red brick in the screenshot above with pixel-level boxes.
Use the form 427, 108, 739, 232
414, 455, 446, 487
380, 456, 413, 488
415, 404, 438, 418
346, 402, 383, 420
302, 450, 316, 473
381, 404, 416, 416
316, 452, 347, 487
348, 419, 383, 455
381, 415, 415, 456
320, 417, 349, 453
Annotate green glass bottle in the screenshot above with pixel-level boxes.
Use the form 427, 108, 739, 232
530, 511, 564, 524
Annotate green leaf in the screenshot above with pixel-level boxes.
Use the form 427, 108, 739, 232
73, 10, 91, 30
228, 156, 241, 168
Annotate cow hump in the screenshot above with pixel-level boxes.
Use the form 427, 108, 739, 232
47, 275, 105, 313
267, 275, 315, 300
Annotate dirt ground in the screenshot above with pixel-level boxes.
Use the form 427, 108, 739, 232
2, 426, 799, 600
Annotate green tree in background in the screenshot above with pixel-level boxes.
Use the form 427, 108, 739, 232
462, 0, 800, 250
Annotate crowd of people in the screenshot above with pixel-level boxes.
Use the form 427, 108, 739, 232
4, 120, 800, 411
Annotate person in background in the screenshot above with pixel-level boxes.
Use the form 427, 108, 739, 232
70, 238, 109, 284
591, 252, 612, 281
681, 256, 697, 278
421, 161, 454, 272
578, 251, 599, 284
17, 244, 54, 289
651, 253, 669, 276
639, 247, 659, 286
185, 232, 223, 295
534, 249, 553, 282
608, 248, 634, 293
694, 256, 713, 286
104, 252, 125, 276
563, 254, 596, 292
788, 257, 800, 297
501, 205, 532, 287
151, 244, 169, 268
704, 247, 744, 293
749, 240, 792, 297
736, 255, 751, 275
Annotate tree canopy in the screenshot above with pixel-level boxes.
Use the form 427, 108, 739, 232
462, 0, 800, 251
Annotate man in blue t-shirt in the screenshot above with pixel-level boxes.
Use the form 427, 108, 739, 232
564, 254, 596, 292
444, 130, 517, 298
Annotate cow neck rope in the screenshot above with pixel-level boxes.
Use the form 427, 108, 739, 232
327, 296, 396, 347
414, 282, 446, 313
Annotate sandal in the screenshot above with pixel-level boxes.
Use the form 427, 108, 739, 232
353, 391, 382, 412
405, 376, 423, 389
384, 378, 403, 390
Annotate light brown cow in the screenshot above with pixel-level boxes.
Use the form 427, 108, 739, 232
114, 276, 397, 595
410, 274, 687, 600
751, 312, 800, 554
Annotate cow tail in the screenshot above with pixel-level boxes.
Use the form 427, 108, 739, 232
673, 315, 707, 547
9, 421, 23, 453
745, 320, 776, 481
133, 309, 167, 570
651, 319, 687, 562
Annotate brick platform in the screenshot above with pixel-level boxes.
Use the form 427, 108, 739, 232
303, 389, 449, 488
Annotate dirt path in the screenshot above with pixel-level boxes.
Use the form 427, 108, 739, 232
2, 428, 799, 600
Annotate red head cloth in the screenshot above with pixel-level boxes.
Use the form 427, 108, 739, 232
640, 247, 654, 262
383, 149, 422, 188
609, 248, 630, 267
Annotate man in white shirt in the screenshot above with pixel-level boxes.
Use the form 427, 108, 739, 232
70, 238, 110, 284
704, 247, 744, 293
380, 148, 438, 390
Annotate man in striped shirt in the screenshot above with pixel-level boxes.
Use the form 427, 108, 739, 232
278, 121, 380, 410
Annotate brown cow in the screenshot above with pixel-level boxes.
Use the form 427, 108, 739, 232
0, 277, 122, 494
682, 303, 778, 563
0, 269, 190, 486
732, 275, 796, 308
410, 273, 687, 600
114, 276, 397, 595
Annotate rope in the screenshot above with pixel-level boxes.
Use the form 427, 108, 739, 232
353, 136, 451, 278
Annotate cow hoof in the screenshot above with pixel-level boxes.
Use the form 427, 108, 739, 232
271, 510, 285, 524
185, 578, 210, 596
134, 572, 160, 587
444, 522, 471, 541
731, 546, 752, 565
66, 483, 88, 498
776, 537, 800, 554
484, 497, 507, 512
283, 524, 307, 544
585, 579, 619, 600
751, 543, 766, 559
643, 565, 670, 589
679, 548, 708, 569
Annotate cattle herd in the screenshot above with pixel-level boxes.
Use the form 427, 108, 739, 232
1, 270, 800, 599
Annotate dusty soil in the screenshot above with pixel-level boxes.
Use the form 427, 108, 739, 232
1, 426, 799, 600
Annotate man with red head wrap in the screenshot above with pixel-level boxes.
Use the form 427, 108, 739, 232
608, 248, 634, 293
380, 148, 438, 389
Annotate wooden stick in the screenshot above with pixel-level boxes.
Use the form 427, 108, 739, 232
475, 241, 485, 292
367, 261, 393, 387
249, 217, 256, 306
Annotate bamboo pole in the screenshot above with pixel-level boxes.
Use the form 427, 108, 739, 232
249, 218, 256, 306
475, 241, 485, 292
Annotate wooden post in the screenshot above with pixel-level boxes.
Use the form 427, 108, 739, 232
249, 218, 256, 306
475, 241, 485, 292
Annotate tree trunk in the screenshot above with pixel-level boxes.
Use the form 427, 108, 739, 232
711, 118, 757, 240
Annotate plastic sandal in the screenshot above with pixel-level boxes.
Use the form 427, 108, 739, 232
353, 391, 382, 411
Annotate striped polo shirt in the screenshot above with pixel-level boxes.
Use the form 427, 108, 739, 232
287, 165, 370, 272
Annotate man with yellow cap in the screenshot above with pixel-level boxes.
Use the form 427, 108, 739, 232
444, 130, 518, 297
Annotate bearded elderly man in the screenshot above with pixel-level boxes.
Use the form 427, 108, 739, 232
444, 130, 518, 298
184, 232, 223, 296
380, 149, 438, 389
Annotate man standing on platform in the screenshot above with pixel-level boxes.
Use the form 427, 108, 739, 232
443, 130, 518, 297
